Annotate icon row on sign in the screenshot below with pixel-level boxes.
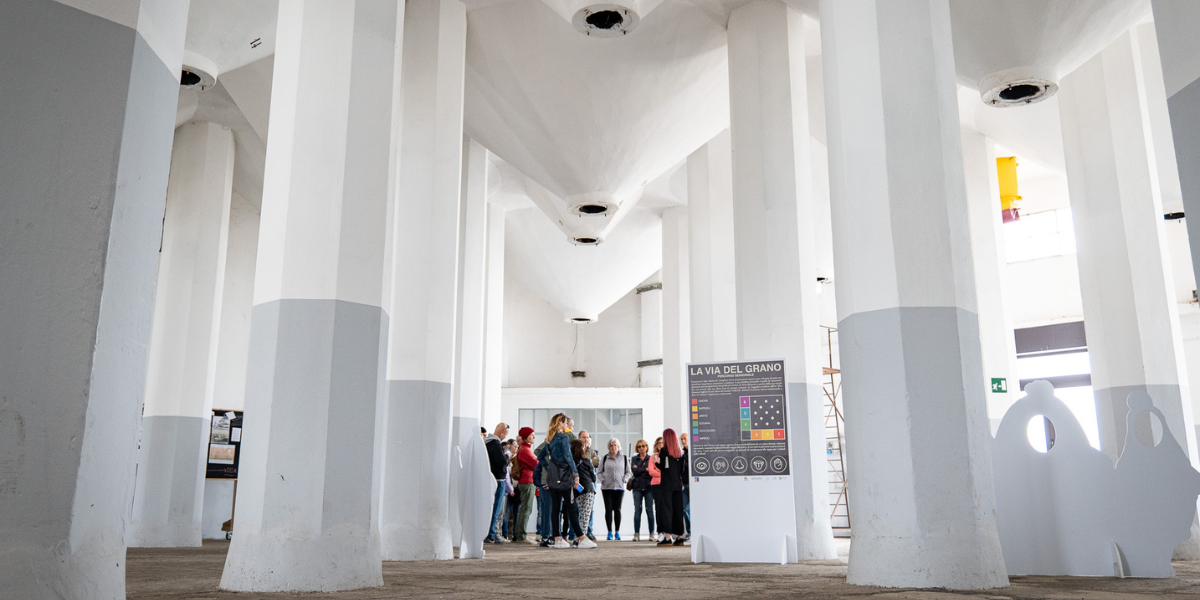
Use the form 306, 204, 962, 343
692, 455, 788, 475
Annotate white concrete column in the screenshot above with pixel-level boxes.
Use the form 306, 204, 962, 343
448, 136, 490, 555
728, 0, 835, 561
662, 207, 691, 432
210, 195, 261, 415
1058, 27, 1200, 557
482, 203, 506, 428
452, 137, 489, 444
687, 129, 739, 363
219, 1, 397, 591
378, 0, 467, 562
0, 1, 188, 596
820, 0, 1007, 588
129, 121, 235, 548
1153, 0, 1200, 467
1058, 29, 1198, 464
639, 279, 664, 387
960, 132, 1020, 432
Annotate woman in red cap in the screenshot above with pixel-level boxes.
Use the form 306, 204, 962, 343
513, 426, 538, 543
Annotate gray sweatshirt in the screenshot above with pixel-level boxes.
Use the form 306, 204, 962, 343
597, 451, 631, 490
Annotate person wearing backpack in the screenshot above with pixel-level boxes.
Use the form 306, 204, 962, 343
536, 414, 591, 548
513, 427, 538, 543
597, 438, 632, 540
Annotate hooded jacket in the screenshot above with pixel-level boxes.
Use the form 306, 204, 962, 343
484, 433, 507, 480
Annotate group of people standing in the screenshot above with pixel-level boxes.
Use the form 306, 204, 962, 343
482, 413, 691, 549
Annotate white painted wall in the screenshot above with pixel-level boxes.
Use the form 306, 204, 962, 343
501, 387, 664, 444
502, 274, 642, 389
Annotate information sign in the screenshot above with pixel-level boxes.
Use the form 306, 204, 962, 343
689, 359, 790, 477
206, 410, 244, 479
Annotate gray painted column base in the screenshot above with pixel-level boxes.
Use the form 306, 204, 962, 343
220, 300, 384, 592
221, 531, 383, 592
380, 524, 453, 562
0, 3, 183, 598
127, 415, 207, 548
379, 380, 454, 561
839, 307, 1007, 589
787, 382, 838, 560
4, 542, 126, 600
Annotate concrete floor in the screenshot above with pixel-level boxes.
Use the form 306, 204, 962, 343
127, 539, 1200, 599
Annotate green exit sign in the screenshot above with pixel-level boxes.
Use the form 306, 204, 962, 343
991, 378, 1008, 393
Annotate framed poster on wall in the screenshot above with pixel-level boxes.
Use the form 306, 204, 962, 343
206, 409, 243, 479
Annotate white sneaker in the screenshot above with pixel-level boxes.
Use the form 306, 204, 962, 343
577, 537, 598, 549
553, 539, 571, 549
525, 537, 540, 545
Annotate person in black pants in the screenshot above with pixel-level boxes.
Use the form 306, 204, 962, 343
655, 428, 688, 546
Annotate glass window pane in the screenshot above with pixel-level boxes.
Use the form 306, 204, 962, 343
596, 410, 612, 435
581, 410, 596, 435
534, 409, 550, 433
627, 409, 642, 437
519, 409, 533, 430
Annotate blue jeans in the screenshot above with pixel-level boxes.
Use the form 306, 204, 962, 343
537, 487, 552, 538
632, 488, 655, 534
682, 484, 691, 534
486, 479, 505, 541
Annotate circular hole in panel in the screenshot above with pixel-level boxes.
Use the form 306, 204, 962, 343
577, 204, 608, 215
1026, 415, 1056, 453
998, 83, 1041, 101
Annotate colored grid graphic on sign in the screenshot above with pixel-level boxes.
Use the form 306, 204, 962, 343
751, 395, 783, 428
729, 393, 787, 441
738, 395, 786, 441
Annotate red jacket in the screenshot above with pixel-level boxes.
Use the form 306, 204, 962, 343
517, 443, 537, 485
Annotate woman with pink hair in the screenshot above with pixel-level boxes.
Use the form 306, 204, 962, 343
655, 428, 688, 546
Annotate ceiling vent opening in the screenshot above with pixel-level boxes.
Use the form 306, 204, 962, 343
572, 4, 639, 37
577, 203, 609, 215
180, 70, 202, 87
571, 317, 593, 323
585, 10, 623, 30
998, 84, 1041, 101
179, 66, 216, 91
980, 68, 1057, 108
574, 237, 599, 245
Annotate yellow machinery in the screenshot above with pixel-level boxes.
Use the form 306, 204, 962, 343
997, 156, 1021, 223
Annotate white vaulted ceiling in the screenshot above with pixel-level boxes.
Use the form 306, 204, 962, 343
177, 0, 1162, 321
949, 0, 1149, 89
464, 0, 729, 230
